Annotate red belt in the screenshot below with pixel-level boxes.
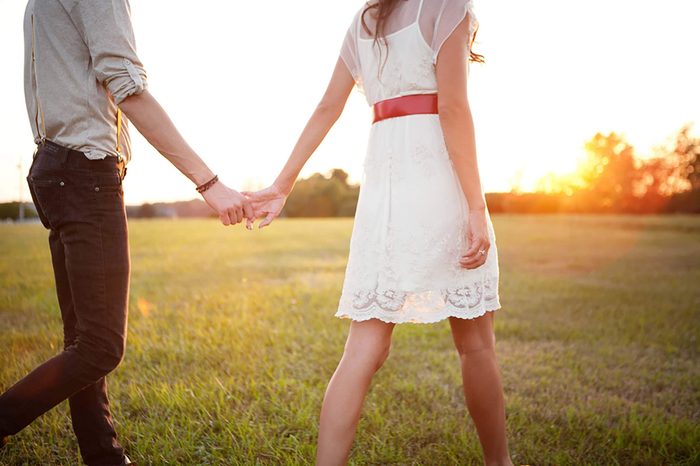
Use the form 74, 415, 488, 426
373, 94, 438, 124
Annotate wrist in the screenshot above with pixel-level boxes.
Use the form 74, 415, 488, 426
196, 174, 219, 194
469, 205, 486, 213
273, 179, 294, 196
192, 168, 217, 187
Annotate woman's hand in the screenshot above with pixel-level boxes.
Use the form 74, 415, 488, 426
243, 184, 288, 229
460, 208, 491, 269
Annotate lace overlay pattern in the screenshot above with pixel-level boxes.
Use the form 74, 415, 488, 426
336, 116, 500, 324
337, 280, 500, 324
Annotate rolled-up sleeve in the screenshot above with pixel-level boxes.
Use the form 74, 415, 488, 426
69, 0, 147, 103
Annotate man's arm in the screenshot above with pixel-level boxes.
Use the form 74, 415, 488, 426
118, 91, 214, 185
68, 0, 251, 225
119, 91, 253, 226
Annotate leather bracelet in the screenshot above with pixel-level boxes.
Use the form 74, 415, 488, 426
196, 175, 219, 194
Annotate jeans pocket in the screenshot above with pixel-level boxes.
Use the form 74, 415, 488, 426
91, 171, 125, 218
93, 172, 123, 194
27, 175, 63, 229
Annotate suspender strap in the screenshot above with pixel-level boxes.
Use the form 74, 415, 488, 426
116, 108, 123, 155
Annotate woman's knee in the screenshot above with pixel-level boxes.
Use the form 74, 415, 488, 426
370, 337, 392, 370
343, 321, 393, 372
450, 315, 495, 357
343, 339, 391, 373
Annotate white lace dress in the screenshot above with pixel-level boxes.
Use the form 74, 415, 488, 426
335, 0, 500, 324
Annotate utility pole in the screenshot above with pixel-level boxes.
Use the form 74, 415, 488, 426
18, 159, 25, 223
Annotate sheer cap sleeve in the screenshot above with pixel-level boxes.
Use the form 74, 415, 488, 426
429, 0, 478, 63
340, 10, 362, 81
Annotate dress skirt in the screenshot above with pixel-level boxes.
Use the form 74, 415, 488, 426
336, 114, 501, 324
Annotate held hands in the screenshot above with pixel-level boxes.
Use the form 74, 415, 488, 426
202, 181, 490, 269
242, 184, 288, 229
201, 180, 254, 227
460, 208, 491, 269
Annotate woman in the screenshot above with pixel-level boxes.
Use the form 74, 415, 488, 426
246, 0, 512, 464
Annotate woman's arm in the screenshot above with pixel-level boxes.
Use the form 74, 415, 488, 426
273, 58, 356, 195
246, 58, 355, 227
119, 90, 253, 226
436, 16, 491, 268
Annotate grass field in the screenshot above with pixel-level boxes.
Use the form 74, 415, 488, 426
0, 215, 699, 465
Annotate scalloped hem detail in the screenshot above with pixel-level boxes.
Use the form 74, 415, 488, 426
334, 300, 501, 325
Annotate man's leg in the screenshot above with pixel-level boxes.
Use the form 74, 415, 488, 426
0, 157, 130, 465
49, 229, 125, 464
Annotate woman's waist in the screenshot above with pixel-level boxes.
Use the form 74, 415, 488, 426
364, 126, 453, 169
368, 112, 443, 136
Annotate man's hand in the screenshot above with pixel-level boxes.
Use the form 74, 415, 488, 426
201, 181, 254, 227
243, 184, 288, 229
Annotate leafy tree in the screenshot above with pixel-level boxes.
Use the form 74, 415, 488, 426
284, 169, 359, 217
673, 124, 700, 191
632, 125, 700, 212
576, 132, 639, 212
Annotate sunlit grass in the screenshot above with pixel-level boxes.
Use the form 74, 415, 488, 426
1, 216, 699, 465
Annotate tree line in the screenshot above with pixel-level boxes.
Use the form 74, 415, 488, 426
127, 169, 359, 219
1, 125, 697, 221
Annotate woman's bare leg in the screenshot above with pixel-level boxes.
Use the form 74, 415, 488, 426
449, 314, 512, 466
316, 318, 395, 466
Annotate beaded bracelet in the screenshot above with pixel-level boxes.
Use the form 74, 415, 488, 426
196, 175, 219, 194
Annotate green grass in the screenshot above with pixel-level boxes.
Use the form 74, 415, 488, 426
1, 215, 699, 465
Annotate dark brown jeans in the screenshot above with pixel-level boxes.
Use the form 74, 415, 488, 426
0, 141, 130, 466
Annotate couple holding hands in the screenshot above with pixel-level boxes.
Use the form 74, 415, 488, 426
0, 0, 512, 464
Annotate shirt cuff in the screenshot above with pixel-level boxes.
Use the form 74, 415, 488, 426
106, 58, 148, 104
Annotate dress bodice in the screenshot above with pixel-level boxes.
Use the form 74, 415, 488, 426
357, 23, 438, 105
340, 0, 477, 106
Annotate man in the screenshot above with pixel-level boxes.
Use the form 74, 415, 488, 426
0, 1, 252, 464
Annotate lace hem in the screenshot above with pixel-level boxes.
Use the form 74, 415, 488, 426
335, 294, 501, 324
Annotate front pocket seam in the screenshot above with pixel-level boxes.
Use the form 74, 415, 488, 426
94, 185, 122, 193
30, 178, 61, 188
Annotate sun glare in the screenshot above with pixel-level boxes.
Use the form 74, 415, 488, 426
0, 0, 697, 204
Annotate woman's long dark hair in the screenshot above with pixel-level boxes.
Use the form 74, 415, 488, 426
361, 0, 484, 63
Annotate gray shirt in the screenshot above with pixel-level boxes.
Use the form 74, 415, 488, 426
24, 0, 148, 162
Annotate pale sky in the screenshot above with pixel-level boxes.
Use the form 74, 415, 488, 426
0, 0, 698, 204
